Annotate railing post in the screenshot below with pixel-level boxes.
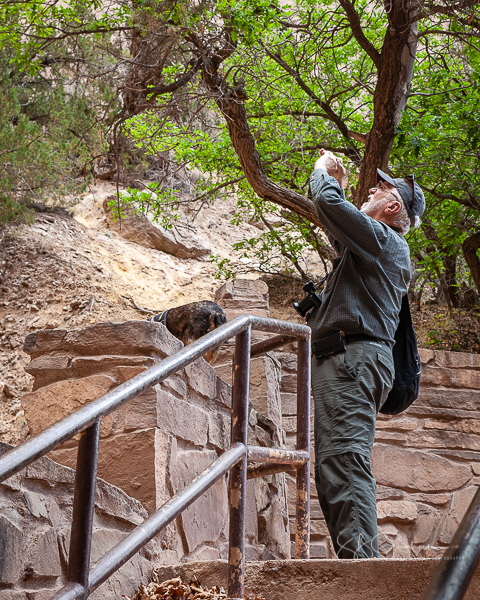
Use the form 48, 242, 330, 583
295, 337, 311, 559
228, 327, 251, 600
67, 420, 101, 599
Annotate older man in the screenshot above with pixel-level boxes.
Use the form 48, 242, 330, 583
307, 150, 425, 558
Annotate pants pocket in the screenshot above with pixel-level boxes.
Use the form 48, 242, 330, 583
375, 349, 395, 408
327, 392, 376, 451
341, 342, 365, 380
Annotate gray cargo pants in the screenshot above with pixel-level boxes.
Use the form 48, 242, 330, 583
312, 338, 394, 558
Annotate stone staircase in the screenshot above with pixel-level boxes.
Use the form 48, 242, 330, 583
153, 558, 480, 600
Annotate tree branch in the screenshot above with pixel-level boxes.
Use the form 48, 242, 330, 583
413, 0, 480, 23
422, 185, 480, 212
264, 48, 363, 156
196, 47, 322, 228
337, 0, 381, 68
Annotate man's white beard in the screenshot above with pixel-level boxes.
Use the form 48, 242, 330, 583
360, 198, 385, 215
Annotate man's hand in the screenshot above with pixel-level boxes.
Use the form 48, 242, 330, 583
315, 149, 347, 189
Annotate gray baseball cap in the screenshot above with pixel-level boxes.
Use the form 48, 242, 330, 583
377, 169, 425, 223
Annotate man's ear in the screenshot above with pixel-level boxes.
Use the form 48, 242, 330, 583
384, 200, 402, 215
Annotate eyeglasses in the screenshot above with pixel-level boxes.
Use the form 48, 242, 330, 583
377, 180, 401, 203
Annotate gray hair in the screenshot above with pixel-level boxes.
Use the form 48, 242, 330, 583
391, 196, 412, 236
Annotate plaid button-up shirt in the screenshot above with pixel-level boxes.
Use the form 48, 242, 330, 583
308, 168, 411, 345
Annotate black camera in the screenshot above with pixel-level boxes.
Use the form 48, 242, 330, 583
293, 280, 322, 318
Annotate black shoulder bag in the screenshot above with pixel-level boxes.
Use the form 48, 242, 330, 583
379, 294, 421, 415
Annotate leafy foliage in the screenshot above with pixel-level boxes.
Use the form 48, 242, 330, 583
0, 0, 124, 223
1, 0, 479, 308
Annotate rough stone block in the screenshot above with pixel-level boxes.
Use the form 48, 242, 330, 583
392, 530, 411, 558
124, 392, 157, 433
282, 416, 297, 434
215, 279, 269, 321
216, 279, 269, 304
374, 431, 408, 443
412, 493, 450, 505
309, 519, 329, 538
438, 486, 477, 545
375, 417, 418, 431
372, 444, 472, 492
424, 418, 480, 435
214, 364, 232, 386
162, 375, 188, 398
378, 529, 394, 557
21, 374, 117, 440
309, 542, 328, 558
26, 526, 62, 578
208, 409, 230, 450
65, 321, 183, 358
414, 387, 480, 412
427, 349, 480, 369
376, 485, 404, 501
377, 501, 417, 522
421, 365, 480, 389
0, 516, 23, 584
216, 376, 232, 409
25, 321, 182, 359
24, 329, 67, 358
408, 429, 480, 452
89, 528, 144, 600
156, 388, 209, 446
24, 354, 71, 388
258, 498, 290, 559
249, 355, 282, 426
246, 479, 259, 541
171, 450, 228, 552
280, 373, 297, 394
27, 355, 158, 391
50, 428, 169, 513
95, 478, 148, 526
185, 546, 221, 562
23, 491, 48, 519
413, 514, 436, 545
281, 393, 298, 416
184, 359, 217, 400
275, 352, 297, 372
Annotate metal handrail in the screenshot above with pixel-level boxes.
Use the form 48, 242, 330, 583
0, 314, 311, 600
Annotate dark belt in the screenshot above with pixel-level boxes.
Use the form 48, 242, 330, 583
345, 334, 387, 345
312, 332, 389, 360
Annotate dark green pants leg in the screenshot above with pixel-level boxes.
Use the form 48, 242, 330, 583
312, 339, 394, 559
315, 452, 379, 558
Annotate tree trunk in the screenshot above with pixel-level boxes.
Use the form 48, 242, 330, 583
198, 52, 321, 228
353, 11, 418, 206
423, 222, 460, 307
462, 232, 480, 298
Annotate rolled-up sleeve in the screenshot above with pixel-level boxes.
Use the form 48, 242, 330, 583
310, 168, 388, 261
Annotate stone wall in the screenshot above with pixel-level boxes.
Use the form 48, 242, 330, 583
0, 441, 161, 599
18, 315, 290, 566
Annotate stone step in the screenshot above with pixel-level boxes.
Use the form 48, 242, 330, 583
153, 558, 480, 600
